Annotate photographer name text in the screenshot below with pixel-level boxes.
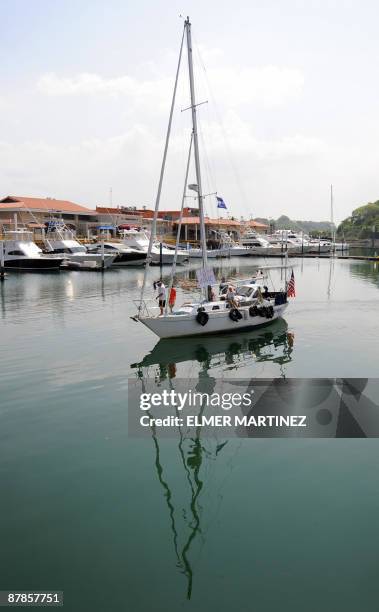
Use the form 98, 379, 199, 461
140, 414, 307, 427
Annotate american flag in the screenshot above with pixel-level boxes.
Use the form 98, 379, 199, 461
287, 269, 296, 297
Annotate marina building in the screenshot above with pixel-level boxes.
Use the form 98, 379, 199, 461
0, 195, 268, 242
0, 196, 98, 235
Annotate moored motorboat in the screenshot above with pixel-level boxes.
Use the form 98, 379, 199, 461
239, 231, 284, 255
87, 241, 147, 266
0, 230, 63, 271
42, 222, 115, 268
121, 228, 189, 264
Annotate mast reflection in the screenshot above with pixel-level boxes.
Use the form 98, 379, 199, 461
133, 321, 294, 599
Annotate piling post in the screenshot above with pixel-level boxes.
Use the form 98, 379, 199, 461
101, 236, 105, 271
0, 241, 5, 281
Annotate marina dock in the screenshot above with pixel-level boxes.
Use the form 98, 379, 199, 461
287, 253, 379, 261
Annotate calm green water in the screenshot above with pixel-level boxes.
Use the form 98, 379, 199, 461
1, 257, 379, 611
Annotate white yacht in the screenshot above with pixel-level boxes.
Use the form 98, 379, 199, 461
43, 224, 115, 268
215, 231, 252, 256
121, 228, 189, 264
240, 231, 284, 255
304, 235, 331, 253
0, 229, 63, 271
267, 230, 307, 254
187, 231, 252, 258
87, 241, 146, 266
185, 245, 231, 258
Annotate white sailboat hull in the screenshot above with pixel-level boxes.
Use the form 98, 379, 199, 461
140, 303, 288, 339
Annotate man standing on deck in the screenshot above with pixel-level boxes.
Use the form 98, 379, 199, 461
155, 281, 166, 316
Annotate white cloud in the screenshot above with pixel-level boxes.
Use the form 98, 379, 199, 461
36, 62, 304, 110
38, 72, 148, 96
197, 112, 326, 160
36, 72, 176, 117
0, 127, 162, 206
202, 65, 304, 108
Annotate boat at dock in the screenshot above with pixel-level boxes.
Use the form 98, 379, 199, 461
0, 229, 63, 271
239, 230, 285, 255
121, 228, 189, 265
87, 241, 147, 266
186, 230, 251, 258
42, 222, 115, 268
267, 230, 308, 253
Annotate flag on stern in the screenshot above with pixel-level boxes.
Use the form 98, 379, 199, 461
287, 269, 296, 298
216, 196, 227, 209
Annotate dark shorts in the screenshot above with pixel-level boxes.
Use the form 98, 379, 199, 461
159, 299, 166, 307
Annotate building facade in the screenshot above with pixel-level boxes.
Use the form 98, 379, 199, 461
0, 196, 268, 241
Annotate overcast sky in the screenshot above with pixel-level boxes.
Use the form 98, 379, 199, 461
1, 0, 379, 223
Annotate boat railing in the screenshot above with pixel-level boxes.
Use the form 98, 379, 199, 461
133, 299, 159, 317
1, 230, 34, 242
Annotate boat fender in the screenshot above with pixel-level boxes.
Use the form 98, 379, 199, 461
249, 305, 259, 317
229, 308, 241, 322
258, 306, 266, 318
267, 306, 274, 319
196, 311, 209, 326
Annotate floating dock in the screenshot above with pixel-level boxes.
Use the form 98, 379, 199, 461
286, 253, 379, 261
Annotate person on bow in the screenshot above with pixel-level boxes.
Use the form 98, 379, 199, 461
155, 280, 166, 316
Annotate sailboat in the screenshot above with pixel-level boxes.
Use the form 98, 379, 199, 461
135, 17, 289, 339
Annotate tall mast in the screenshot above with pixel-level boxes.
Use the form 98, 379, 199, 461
185, 17, 208, 270
330, 184, 335, 244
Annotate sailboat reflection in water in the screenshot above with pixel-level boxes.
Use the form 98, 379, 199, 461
132, 318, 294, 382
131, 322, 294, 599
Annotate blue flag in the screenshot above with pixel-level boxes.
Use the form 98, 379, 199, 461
216, 196, 227, 209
